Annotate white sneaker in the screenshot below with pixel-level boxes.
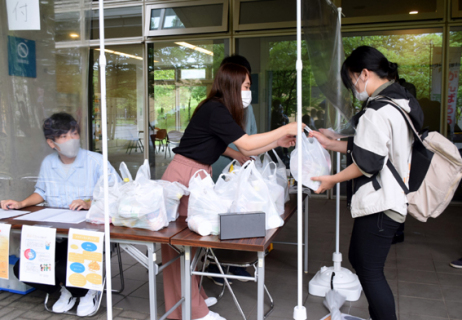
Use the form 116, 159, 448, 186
77, 289, 100, 317
52, 286, 77, 313
194, 311, 226, 320
205, 297, 217, 307
209, 311, 226, 320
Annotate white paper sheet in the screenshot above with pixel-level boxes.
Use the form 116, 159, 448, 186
0, 209, 31, 219
66, 228, 104, 291
6, 0, 41, 30
14, 209, 86, 224
19, 225, 56, 285
0, 224, 12, 279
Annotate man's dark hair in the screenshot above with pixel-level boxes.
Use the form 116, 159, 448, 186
43, 112, 80, 141
220, 54, 252, 74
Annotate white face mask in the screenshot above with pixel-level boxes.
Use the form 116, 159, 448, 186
241, 90, 252, 109
54, 139, 80, 158
353, 73, 370, 101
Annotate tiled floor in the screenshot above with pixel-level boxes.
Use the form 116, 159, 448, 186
0, 198, 461, 320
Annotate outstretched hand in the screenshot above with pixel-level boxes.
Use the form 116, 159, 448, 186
311, 175, 336, 194
277, 135, 296, 148
308, 130, 332, 150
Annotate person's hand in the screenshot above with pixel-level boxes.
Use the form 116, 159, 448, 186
234, 153, 252, 165
0, 200, 23, 210
69, 199, 91, 211
311, 175, 337, 194
308, 130, 332, 149
277, 134, 296, 148
285, 122, 306, 135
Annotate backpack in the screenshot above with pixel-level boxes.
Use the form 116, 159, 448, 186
377, 96, 462, 222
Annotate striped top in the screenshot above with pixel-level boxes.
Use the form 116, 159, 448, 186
34, 149, 121, 208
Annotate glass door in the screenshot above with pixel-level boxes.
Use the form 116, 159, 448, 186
147, 39, 229, 179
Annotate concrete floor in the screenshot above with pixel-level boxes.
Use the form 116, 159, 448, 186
0, 198, 461, 320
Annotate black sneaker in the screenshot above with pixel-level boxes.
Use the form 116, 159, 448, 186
206, 265, 232, 286
449, 257, 462, 269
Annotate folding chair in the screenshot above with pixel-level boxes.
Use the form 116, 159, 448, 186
44, 243, 125, 316
198, 248, 274, 320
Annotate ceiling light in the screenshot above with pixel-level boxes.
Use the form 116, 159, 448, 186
174, 42, 214, 56
69, 33, 79, 38
409, 11, 418, 14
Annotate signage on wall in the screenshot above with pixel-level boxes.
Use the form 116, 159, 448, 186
6, 0, 41, 30
431, 47, 462, 137
8, 36, 36, 78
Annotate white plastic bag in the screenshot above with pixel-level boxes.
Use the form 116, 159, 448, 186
119, 162, 133, 182
222, 159, 242, 176
290, 130, 331, 191
271, 149, 290, 202
230, 161, 284, 230
156, 180, 188, 222
187, 170, 232, 236
261, 162, 285, 215
86, 173, 120, 224
114, 160, 169, 231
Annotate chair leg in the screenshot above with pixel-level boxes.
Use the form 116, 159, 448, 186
111, 243, 125, 294
198, 248, 209, 292
216, 266, 229, 301
44, 293, 53, 312
264, 285, 274, 319
209, 250, 246, 320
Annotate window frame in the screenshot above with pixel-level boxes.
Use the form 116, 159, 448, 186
144, 0, 228, 37
335, 0, 444, 25
233, 0, 296, 32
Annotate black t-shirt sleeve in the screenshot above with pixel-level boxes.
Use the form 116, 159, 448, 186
209, 105, 246, 145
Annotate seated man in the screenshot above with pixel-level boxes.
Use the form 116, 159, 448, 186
1, 112, 121, 316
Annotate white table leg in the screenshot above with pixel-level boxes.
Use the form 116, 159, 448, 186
257, 250, 265, 320
184, 246, 192, 320
147, 243, 156, 320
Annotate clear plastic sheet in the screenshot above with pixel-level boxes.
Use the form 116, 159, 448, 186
303, 0, 355, 136
0, 0, 91, 200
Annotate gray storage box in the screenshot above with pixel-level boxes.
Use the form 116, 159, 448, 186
219, 212, 266, 240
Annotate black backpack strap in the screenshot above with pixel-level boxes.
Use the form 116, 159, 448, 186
373, 95, 424, 147
386, 160, 409, 194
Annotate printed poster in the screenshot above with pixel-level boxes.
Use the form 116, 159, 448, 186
66, 228, 104, 291
19, 225, 56, 285
0, 224, 12, 279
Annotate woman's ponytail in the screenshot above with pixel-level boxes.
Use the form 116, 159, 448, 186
388, 62, 398, 81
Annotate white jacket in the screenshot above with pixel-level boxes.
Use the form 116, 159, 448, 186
348, 83, 423, 218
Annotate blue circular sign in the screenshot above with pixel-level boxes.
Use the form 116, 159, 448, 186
81, 242, 97, 252
70, 262, 85, 273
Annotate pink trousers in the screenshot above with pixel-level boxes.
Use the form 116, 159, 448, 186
161, 154, 210, 319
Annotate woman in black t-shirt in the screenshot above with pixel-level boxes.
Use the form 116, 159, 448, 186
161, 63, 304, 320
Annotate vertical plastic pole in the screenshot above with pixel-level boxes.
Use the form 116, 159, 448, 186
293, 0, 307, 319
98, 0, 113, 318
333, 6, 342, 273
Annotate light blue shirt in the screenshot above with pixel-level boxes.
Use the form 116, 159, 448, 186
212, 105, 258, 181
34, 149, 121, 208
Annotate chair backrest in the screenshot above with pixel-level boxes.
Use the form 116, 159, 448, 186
156, 129, 167, 140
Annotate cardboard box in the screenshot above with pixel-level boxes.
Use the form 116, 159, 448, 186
219, 212, 266, 240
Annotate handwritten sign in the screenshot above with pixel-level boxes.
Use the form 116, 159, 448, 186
6, 0, 41, 30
